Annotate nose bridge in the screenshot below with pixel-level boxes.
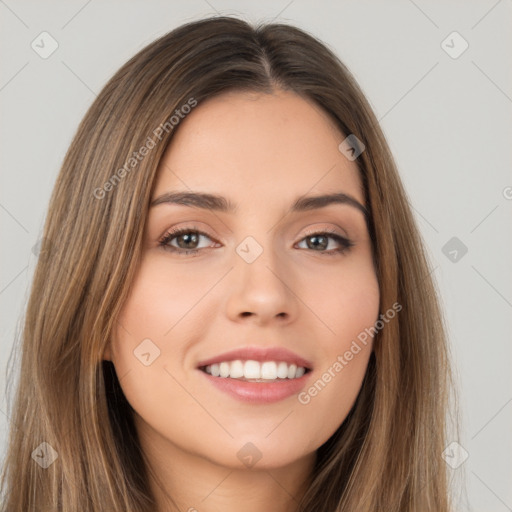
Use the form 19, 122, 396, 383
225, 231, 297, 322
235, 232, 286, 289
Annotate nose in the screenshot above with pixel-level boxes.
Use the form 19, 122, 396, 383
224, 243, 299, 326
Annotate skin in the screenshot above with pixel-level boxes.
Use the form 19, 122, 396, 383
104, 89, 380, 512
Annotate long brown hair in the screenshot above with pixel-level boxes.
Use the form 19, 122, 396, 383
1, 15, 458, 511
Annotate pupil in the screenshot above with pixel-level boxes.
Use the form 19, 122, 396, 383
309, 235, 327, 250
178, 233, 198, 249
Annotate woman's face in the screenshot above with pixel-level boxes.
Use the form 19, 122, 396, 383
105, 90, 379, 471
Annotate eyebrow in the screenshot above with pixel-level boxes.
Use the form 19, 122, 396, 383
150, 190, 369, 220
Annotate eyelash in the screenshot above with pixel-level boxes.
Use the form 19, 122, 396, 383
157, 226, 354, 257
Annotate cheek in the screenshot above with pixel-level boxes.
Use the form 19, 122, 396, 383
108, 262, 209, 451
303, 252, 380, 344
115, 256, 212, 344
292, 257, 379, 445
109, 254, 220, 415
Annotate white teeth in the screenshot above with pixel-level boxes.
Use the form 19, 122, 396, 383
203, 359, 308, 380
244, 360, 261, 379
219, 362, 230, 378
229, 359, 244, 378
295, 366, 305, 378
276, 361, 289, 379
287, 364, 297, 379
261, 361, 277, 380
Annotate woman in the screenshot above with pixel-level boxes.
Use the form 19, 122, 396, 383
1, 15, 457, 511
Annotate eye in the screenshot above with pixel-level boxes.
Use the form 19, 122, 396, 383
158, 226, 354, 257
296, 229, 354, 256
158, 226, 218, 256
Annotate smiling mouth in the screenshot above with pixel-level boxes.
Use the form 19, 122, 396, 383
199, 359, 311, 382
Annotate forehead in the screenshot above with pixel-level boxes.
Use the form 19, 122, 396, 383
153, 90, 364, 209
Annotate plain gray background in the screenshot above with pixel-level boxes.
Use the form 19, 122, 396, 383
1, 1, 511, 510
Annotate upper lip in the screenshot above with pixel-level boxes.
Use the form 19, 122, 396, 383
196, 346, 313, 370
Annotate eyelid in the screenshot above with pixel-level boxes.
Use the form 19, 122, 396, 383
296, 226, 354, 253
157, 226, 354, 260
300, 226, 348, 238
158, 224, 218, 247
158, 224, 349, 246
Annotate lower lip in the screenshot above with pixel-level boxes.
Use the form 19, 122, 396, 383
198, 370, 311, 404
